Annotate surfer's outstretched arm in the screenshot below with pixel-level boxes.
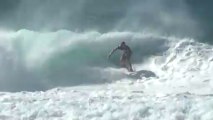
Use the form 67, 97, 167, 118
108, 47, 119, 59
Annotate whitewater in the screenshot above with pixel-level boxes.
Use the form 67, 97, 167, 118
0, 29, 213, 119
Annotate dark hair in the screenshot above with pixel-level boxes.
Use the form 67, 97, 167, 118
121, 41, 125, 45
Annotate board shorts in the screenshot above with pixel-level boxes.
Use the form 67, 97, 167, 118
121, 52, 131, 60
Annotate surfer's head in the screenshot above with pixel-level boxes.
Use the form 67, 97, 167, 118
121, 41, 126, 46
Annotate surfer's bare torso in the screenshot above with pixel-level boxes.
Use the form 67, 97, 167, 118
108, 42, 133, 72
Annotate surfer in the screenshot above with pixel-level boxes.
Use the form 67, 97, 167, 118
108, 41, 133, 72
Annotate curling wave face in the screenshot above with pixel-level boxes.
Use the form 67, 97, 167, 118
0, 29, 168, 91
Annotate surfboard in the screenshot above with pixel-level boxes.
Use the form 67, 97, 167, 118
126, 70, 157, 79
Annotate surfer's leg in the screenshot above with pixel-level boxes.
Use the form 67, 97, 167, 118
121, 54, 133, 72
127, 59, 133, 72
126, 53, 133, 72
120, 55, 126, 68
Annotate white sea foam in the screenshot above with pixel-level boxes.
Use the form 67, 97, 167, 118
0, 83, 213, 120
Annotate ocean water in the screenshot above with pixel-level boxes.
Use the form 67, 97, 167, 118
1, 30, 213, 119
0, 0, 213, 119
